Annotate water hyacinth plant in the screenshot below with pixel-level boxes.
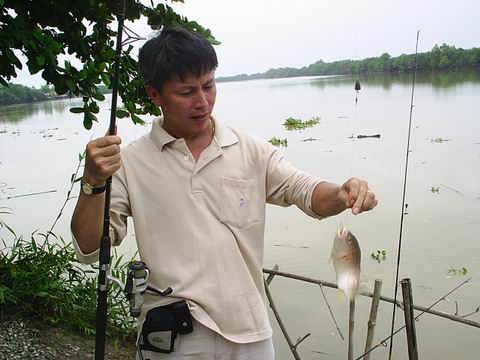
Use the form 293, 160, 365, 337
283, 116, 320, 131
268, 137, 288, 147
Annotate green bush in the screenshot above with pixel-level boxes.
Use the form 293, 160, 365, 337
0, 232, 136, 340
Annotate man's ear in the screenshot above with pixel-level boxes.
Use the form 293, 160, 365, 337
145, 85, 162, 106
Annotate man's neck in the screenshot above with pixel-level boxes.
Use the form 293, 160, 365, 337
162, 118, 215, 161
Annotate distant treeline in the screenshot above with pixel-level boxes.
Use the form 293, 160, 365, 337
217, 44, 480, 82
0, 84, 50, 106
0, 84, 111, 106
3, 44, 478, 105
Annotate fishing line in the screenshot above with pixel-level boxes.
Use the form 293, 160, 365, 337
387, 30, 420, 360
353, 0, 361, 105
343, 0, 361, 227
342, 103, 358, 227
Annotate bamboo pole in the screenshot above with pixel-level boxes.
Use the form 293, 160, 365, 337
348, 300, 356, 360
363, 279, 382, 360
356, 277, 470, 360
262, 268, 480, 329
266, 264, 279, 286
401, 278, 419, 360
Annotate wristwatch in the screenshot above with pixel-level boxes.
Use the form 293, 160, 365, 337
81, 180, 106, 195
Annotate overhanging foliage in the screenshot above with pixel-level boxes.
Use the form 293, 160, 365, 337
0, 0, 219, 129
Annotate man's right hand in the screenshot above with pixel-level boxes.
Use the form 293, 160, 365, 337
83, 135, 122, 185
71, 134, 122, 256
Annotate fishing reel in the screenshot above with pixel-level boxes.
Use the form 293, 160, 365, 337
106, 261, 173, 318
124, 261, 149, 317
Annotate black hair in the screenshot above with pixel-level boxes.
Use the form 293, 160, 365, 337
138, 27, 218, 91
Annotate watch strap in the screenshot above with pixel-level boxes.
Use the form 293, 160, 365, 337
81, 180, 106, 195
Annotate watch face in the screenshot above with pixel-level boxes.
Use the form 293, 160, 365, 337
82, 183, 93, 195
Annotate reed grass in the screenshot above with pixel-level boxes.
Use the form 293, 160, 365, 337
0, 231, 136, 341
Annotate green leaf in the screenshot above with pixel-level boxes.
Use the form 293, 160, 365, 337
91, 92, 105, 101
32, 30, 44, 42
131, 113, 145, 125
101, 73, 111, 87
69, 107, 84, 114
0, 219, 16, 237
83, 112, 97, 130
64, 61, 72, 73
116, 109, 129, 118
151, 106, 161, 116
65, 79, 76, 92
125, 101, 135, 113
83, 118, 92, 130
5, 49, 22, 68
36, 55, 46, 66
88, 101, 100, 113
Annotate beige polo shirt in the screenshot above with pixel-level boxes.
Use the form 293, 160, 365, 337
73, 116, 324, 344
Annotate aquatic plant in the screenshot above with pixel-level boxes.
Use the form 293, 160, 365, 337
370, 250, 387, 263
283, 116, 320, 131
431, 137, 452, 143
447, 266, 468, 276
268, 137, 288, 147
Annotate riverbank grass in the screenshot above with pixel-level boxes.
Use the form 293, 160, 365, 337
0, 231, 136, 342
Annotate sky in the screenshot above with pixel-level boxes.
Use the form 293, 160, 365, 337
13, 0, 480, 87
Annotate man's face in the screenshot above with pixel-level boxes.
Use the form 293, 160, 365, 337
146, 70, 217, 139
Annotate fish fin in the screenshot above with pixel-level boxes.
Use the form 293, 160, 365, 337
337, 274, 353, 302
338, 271, 360, 302
336, 288, 347, 302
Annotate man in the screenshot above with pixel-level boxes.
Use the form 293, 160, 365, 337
71, 28, 377, 359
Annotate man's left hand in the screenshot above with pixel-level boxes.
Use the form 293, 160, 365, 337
338, 177, 378, 215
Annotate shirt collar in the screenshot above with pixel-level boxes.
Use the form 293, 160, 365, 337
150, 115, 238, 150
211, 116, 238, 147
150, 116, 176, 150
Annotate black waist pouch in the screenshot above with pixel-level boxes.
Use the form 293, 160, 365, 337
139, 300, 193, 354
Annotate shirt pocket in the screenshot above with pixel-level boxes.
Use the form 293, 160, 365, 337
220, 178, 260, 228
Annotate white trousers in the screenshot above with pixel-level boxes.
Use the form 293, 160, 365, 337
137, 319, 275, 360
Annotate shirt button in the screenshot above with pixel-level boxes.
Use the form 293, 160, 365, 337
184, 156, 189, 161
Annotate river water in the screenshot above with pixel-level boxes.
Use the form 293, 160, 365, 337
1, 71, 479, 359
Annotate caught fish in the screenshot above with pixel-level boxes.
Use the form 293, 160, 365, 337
331, 226, 361, 302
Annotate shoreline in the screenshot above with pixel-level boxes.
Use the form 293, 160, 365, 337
0, 314, 136, 360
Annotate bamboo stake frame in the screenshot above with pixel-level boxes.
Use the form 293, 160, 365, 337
363, 279, 383, 360
263, 268, 476, 360
263, 268, 480, 328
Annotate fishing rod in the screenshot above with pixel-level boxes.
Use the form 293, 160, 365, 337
387, 29, 420, 360
94, 0, 127, 358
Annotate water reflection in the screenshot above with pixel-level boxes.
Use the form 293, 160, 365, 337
305, 69, 480, 91
2, 71, 479, 125
0, 97, 83, 124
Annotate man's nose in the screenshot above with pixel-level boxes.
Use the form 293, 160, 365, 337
194, 91, 209, 109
